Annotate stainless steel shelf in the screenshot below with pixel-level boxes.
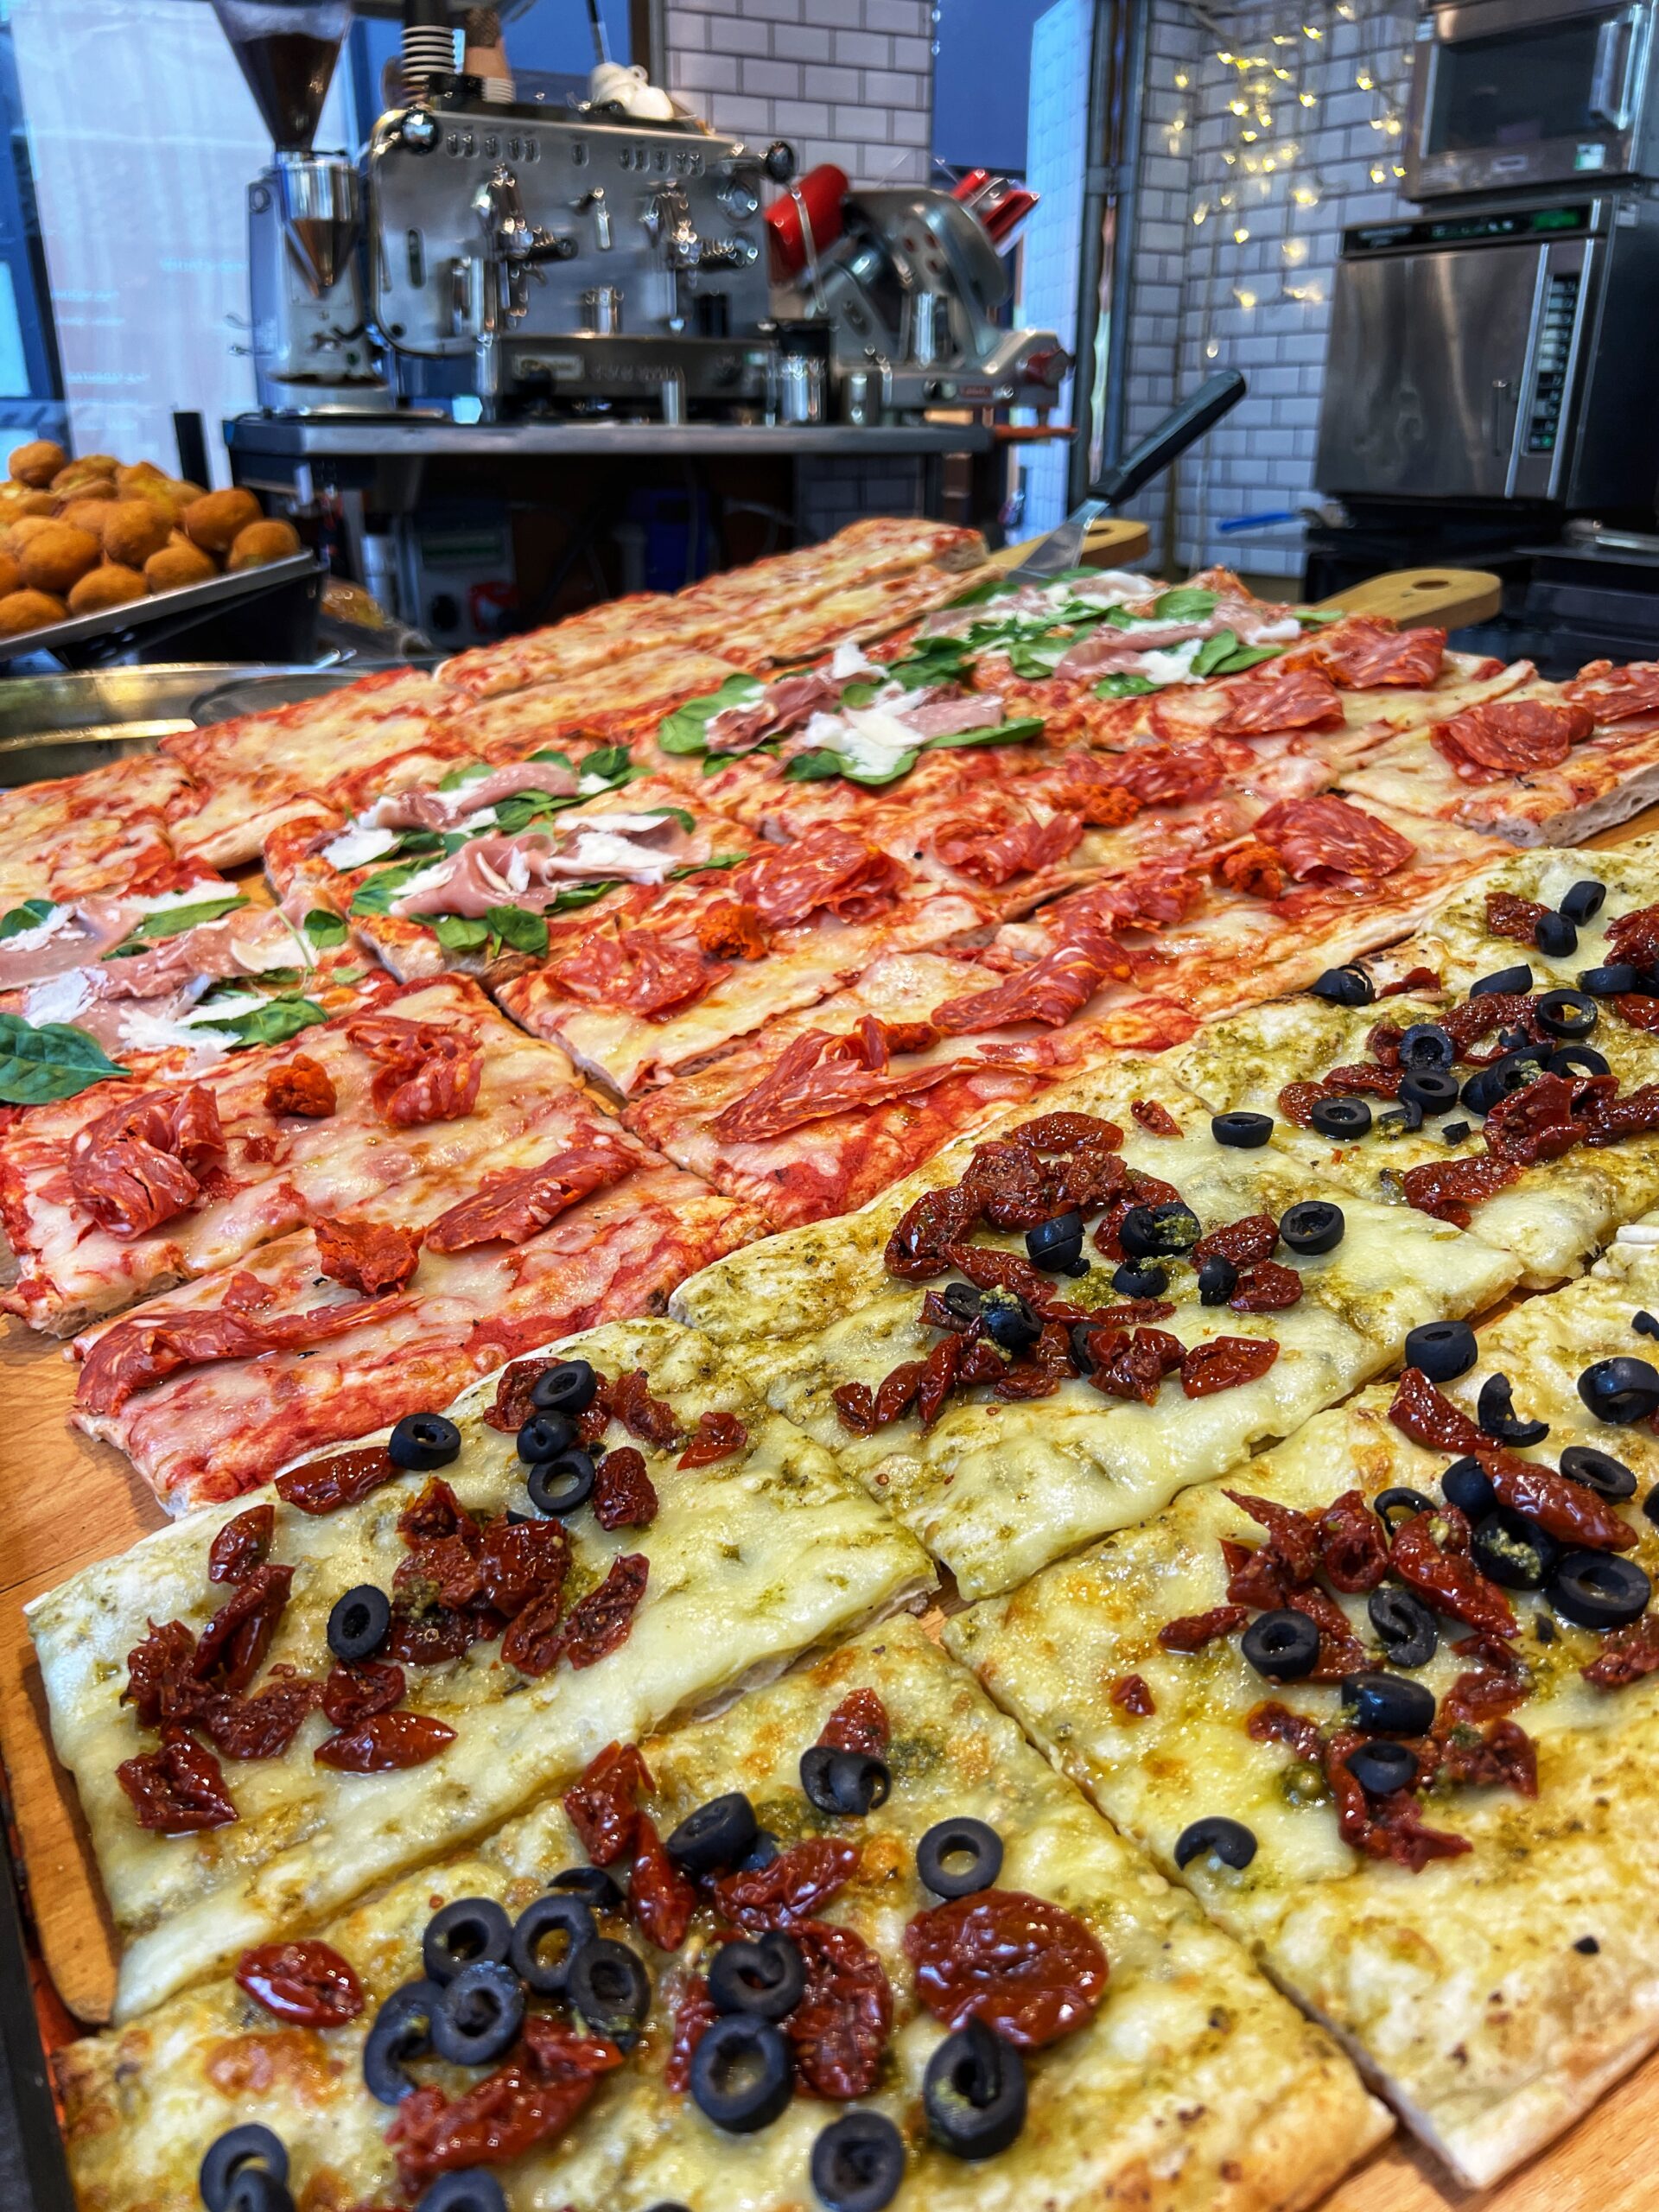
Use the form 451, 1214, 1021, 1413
226, 415, 993, 461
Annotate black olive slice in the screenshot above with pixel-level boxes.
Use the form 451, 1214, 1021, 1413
362, 1979, 441, 2106
1174, 1815, 1256, 1871
200, 2126, 289, 2212
1471, 1507, 1559, 1589
916, 1816, 1004, 1898
690, 2013, 794, 2133
516, 1411, 575, 1464
530, 1357, 598, 1414
941, 1281, 983, 1325
1548, 1550, 1653, 1631
924, 2016, 1028, 2160
1312, 965, 1375, 1006
1534, 912, 1577, 959
1120, 1201, 1202, 1256
1112, 1262, 1168, 1300
414, 2175, 507, 2212
1557, 1445, 1637, 1501
1025, 1209, 1085, 1274
1441, 1455, 1497, 1518
1240, 1608, 1320, 1681
1579, 1356, 1659, 1424
551, 1864, 625, 1911
1461, 1050, 1545, 1116
1477, 1372, 1550, 1447
1534, 987, 1597, 1039
1344, 1740, 1421, 1795
526, 1450, 596, 1517
1311, 1096, 1371, 1138
387, 1412, 461, 1471
800, 1745, 891, 1818
1372, 1486, 1436, 1537
1341, 1670, 1436, 1735
1377, 1099, 1425, 1137
1403, 1319, 1478, 1382
1279, 1199, 1344, 1255
664, 1790, 758, 1877
1637, 1312, 1659, 1341
708, 1929, 806, 2021
810, 2111, 906, 2211
1400, 1068, 1459, 1115
1549, 1045, 1610, 1078
1397, 1023, 1456, 1071
422, 1897, 512, 1986
1471, 963, 1533, 997
740, 1828, 781, 1871
1578, 963, 1640, 996
1560, 879, 1606, 925
510, 1893, 595, 1996
568, 1937, 652, 2044
1197, 1255, 1238, 1306
1368, 1587, 1438, 1669
327, 1584, 390, 1664
430, 1958, 524, 2067
982, 1294, 1041, 1354
1211, 1111, 1274, 1149
1440, 1119, 1472, 1145
223, 2171, 293, 2212
1646, 1485, 1659, 1531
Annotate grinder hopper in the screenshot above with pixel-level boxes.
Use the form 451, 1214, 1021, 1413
213, 0, 360, 296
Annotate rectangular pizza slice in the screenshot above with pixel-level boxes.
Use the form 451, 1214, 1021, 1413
54, 1615, 1389, 2211
0, 974, 589, 1334
1402, 830, 1659, 994
946, 1262, 1659, 2190
70, 1147, 764, 1512
30, 1318, 932, 2022
0, 750, 212, 908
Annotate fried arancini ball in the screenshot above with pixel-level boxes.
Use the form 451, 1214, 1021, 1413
9, 491, 55, 520
115, 460, 167, 492
56, 497, 115, 541
50, 454, 118, 492
54, 478, 116, 512
9, 440, 66, 488
226, 518, 302, 570
0, 554, 22, 599
18, 523, 100, 594
0, 588, 67, 637
99, 499, 171, 568
67, 563, 148, 615
144, 539, 217, 592
4, 514, 54, 558
182, 486, 261, 553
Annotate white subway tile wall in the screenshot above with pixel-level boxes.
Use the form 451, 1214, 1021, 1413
1014, 0, 1093, 536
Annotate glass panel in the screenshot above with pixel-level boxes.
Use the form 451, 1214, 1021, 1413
1427, 17, 1611, 150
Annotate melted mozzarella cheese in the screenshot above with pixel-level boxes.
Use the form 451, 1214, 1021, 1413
321, 821, 400, 871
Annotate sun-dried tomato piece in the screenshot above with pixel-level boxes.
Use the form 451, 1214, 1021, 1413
714, 1838, 861, 1933
395, 1533, 486, 1615
315, 1711, 456, 1772
1325, 1061, 1405, 1101
818, 1688, 890, 1757
1286, 1584, 1370, 1682
1389, 1367, 1484, 1453
235, 1940, 364, 2028
1224, 1539, 1290, 1611
1324, 1727, 1471, 1872
117, 1726, 237, 1832
1007, 1109, 1123, 1157
1611, 995, 1659, 1033
490, 1578, 559, 1676
993, 1319, 1073, 1401
1224, 1491, 1322, 1582
559, 1554, 649, 1672
1130, 1097, 1180, 1137
275, 1446, 397, 1516
124, 1618, 197, 1728
192, 1563, 293, 1696
386, 2015, 624, 2189
188, 1679, 320, 1761
1247, 1700, 1324, 1765
1318, 1489, 1390, 1591
1482, 1447, 1637, 1549
1110, 1673, 1155, 1718
1437, 1718, 1538, 1797
381, 1604, 479, 1669
885, 1184, 981, 1281
482, 1357, 558, 1434
832, 1381, 877, 1434
474, 1517, 570, 1621
1481, 1072, 1584, 1166
263, 1054, 337, 1118
1584, 1080, 1659, 1147
962, 1138, 1054, 1231
1180, 1335, 1279, 1398
677, 1409, 747, 1467
1390, 1505, 1516, 1639
207, 1503, 275, 1586
1158, 1604, 1248, 1652
610, 1370, 681, 1448
915, 1332, 963, 1426
905, 1889, 1108, 2049
1583, 1616, 1659, 1688
321, 1661, 406, 1730
865, 1357, 922, 1426
1381, 965, 1441, 998
564, 1743, 652, 1866
1485, 891, 1550, 944
786, 1919, 893, 2099
1090, 1325, 1184, 1404
592, 1447, 659, 1533
665, 1973, 717, 2093
629, 1815, 698, 1952
1191, 1214, 1280, 1268
1607, 902, 1659, 970
397, 1477, 475, 1547
1229, 1261, 1303, 1312
1277, 1082, 1330, 1129
1440, 992, 1535, 1052
945, 1242, 1085, 1320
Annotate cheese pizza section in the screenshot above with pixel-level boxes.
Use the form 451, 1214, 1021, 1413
56, 1618, 1388, 2212
31, 1319, 932, 2024
949, 1267, 1659, 2188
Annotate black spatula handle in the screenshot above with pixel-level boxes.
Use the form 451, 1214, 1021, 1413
1090, 371, 1247, 511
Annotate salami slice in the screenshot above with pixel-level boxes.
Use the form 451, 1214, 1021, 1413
1430, 696, 1593, 778
1211, 667, 1345, 740
930, 929, 1126, 1034
1252, 795, 1416, 883
1564, 658, 1659, 723
1299, 619, 1446, 690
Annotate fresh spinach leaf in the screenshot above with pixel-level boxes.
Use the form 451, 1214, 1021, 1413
1093, 673, 1159, 698
658, 676, 765, 755
0, 1013, 126, 1103
302, 908, 349, 948
0, 899, 56, 939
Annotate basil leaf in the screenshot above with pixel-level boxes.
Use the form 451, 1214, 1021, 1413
212, 995, 329, 1048
1213, 644, 1283, 675
930, 715, 1046, 750
530, 747, 577, 772
436, 760, 493, 792
658, 675, 764, 755
0, 1013, 126, 1103
0, 898, 56, 938
782, 748, 845, 782
491, 791, 565, 836
1007, 636, 1074, 680
351, 857, 446, 918
944, 575, 1014, 609
675, 851, 746, 875
1298, 606, 1344, 626
302, 908, 348, 948
839, 681, 879, 709
431, 913, 492, 954
550, 878, 623, 912
1151, 588, 1218, 620
481, 905, 549, 956
578, 745, 631, 782
1192, 628, 1241, 679
106, 893, 248, 955
1093, 673, 1158, 698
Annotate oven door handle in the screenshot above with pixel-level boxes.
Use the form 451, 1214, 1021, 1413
1490, 376, 1519, 461
1589, 7, 1637, 129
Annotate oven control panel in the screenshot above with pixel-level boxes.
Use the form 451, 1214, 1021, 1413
1527, 270, 1582, 454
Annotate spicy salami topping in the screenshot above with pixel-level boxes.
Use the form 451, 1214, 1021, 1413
1430, 697, 1593, 778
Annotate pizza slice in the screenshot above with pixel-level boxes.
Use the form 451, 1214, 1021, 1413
0, 975, 592, 1335
31, 1318, 932, 2023
674, 1059, 1517, 1598
0, 750, 213, 909
1406, 831, 1659, 995
947, 1263, 1659, 2189
55, 1613, 1389, 2211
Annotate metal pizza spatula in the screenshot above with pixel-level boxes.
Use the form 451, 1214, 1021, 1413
1004, 370, 1247, 584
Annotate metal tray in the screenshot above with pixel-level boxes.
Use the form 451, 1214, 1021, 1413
0, 554, 321, 669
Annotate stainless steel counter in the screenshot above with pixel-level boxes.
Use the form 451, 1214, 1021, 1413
226, 416, 992, 461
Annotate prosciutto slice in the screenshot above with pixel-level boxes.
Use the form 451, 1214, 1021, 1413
391, 817, 696, 918
364, 759, 585, 832
706, 669, 842, 753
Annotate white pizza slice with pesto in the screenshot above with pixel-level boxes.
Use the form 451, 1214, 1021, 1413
56, 1618, 1389, 2212
1403, 831, 1659, 995
676, 1059, 1516, 1597
29, 1317, 931, 2024
948, 1265, 1659, 2190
